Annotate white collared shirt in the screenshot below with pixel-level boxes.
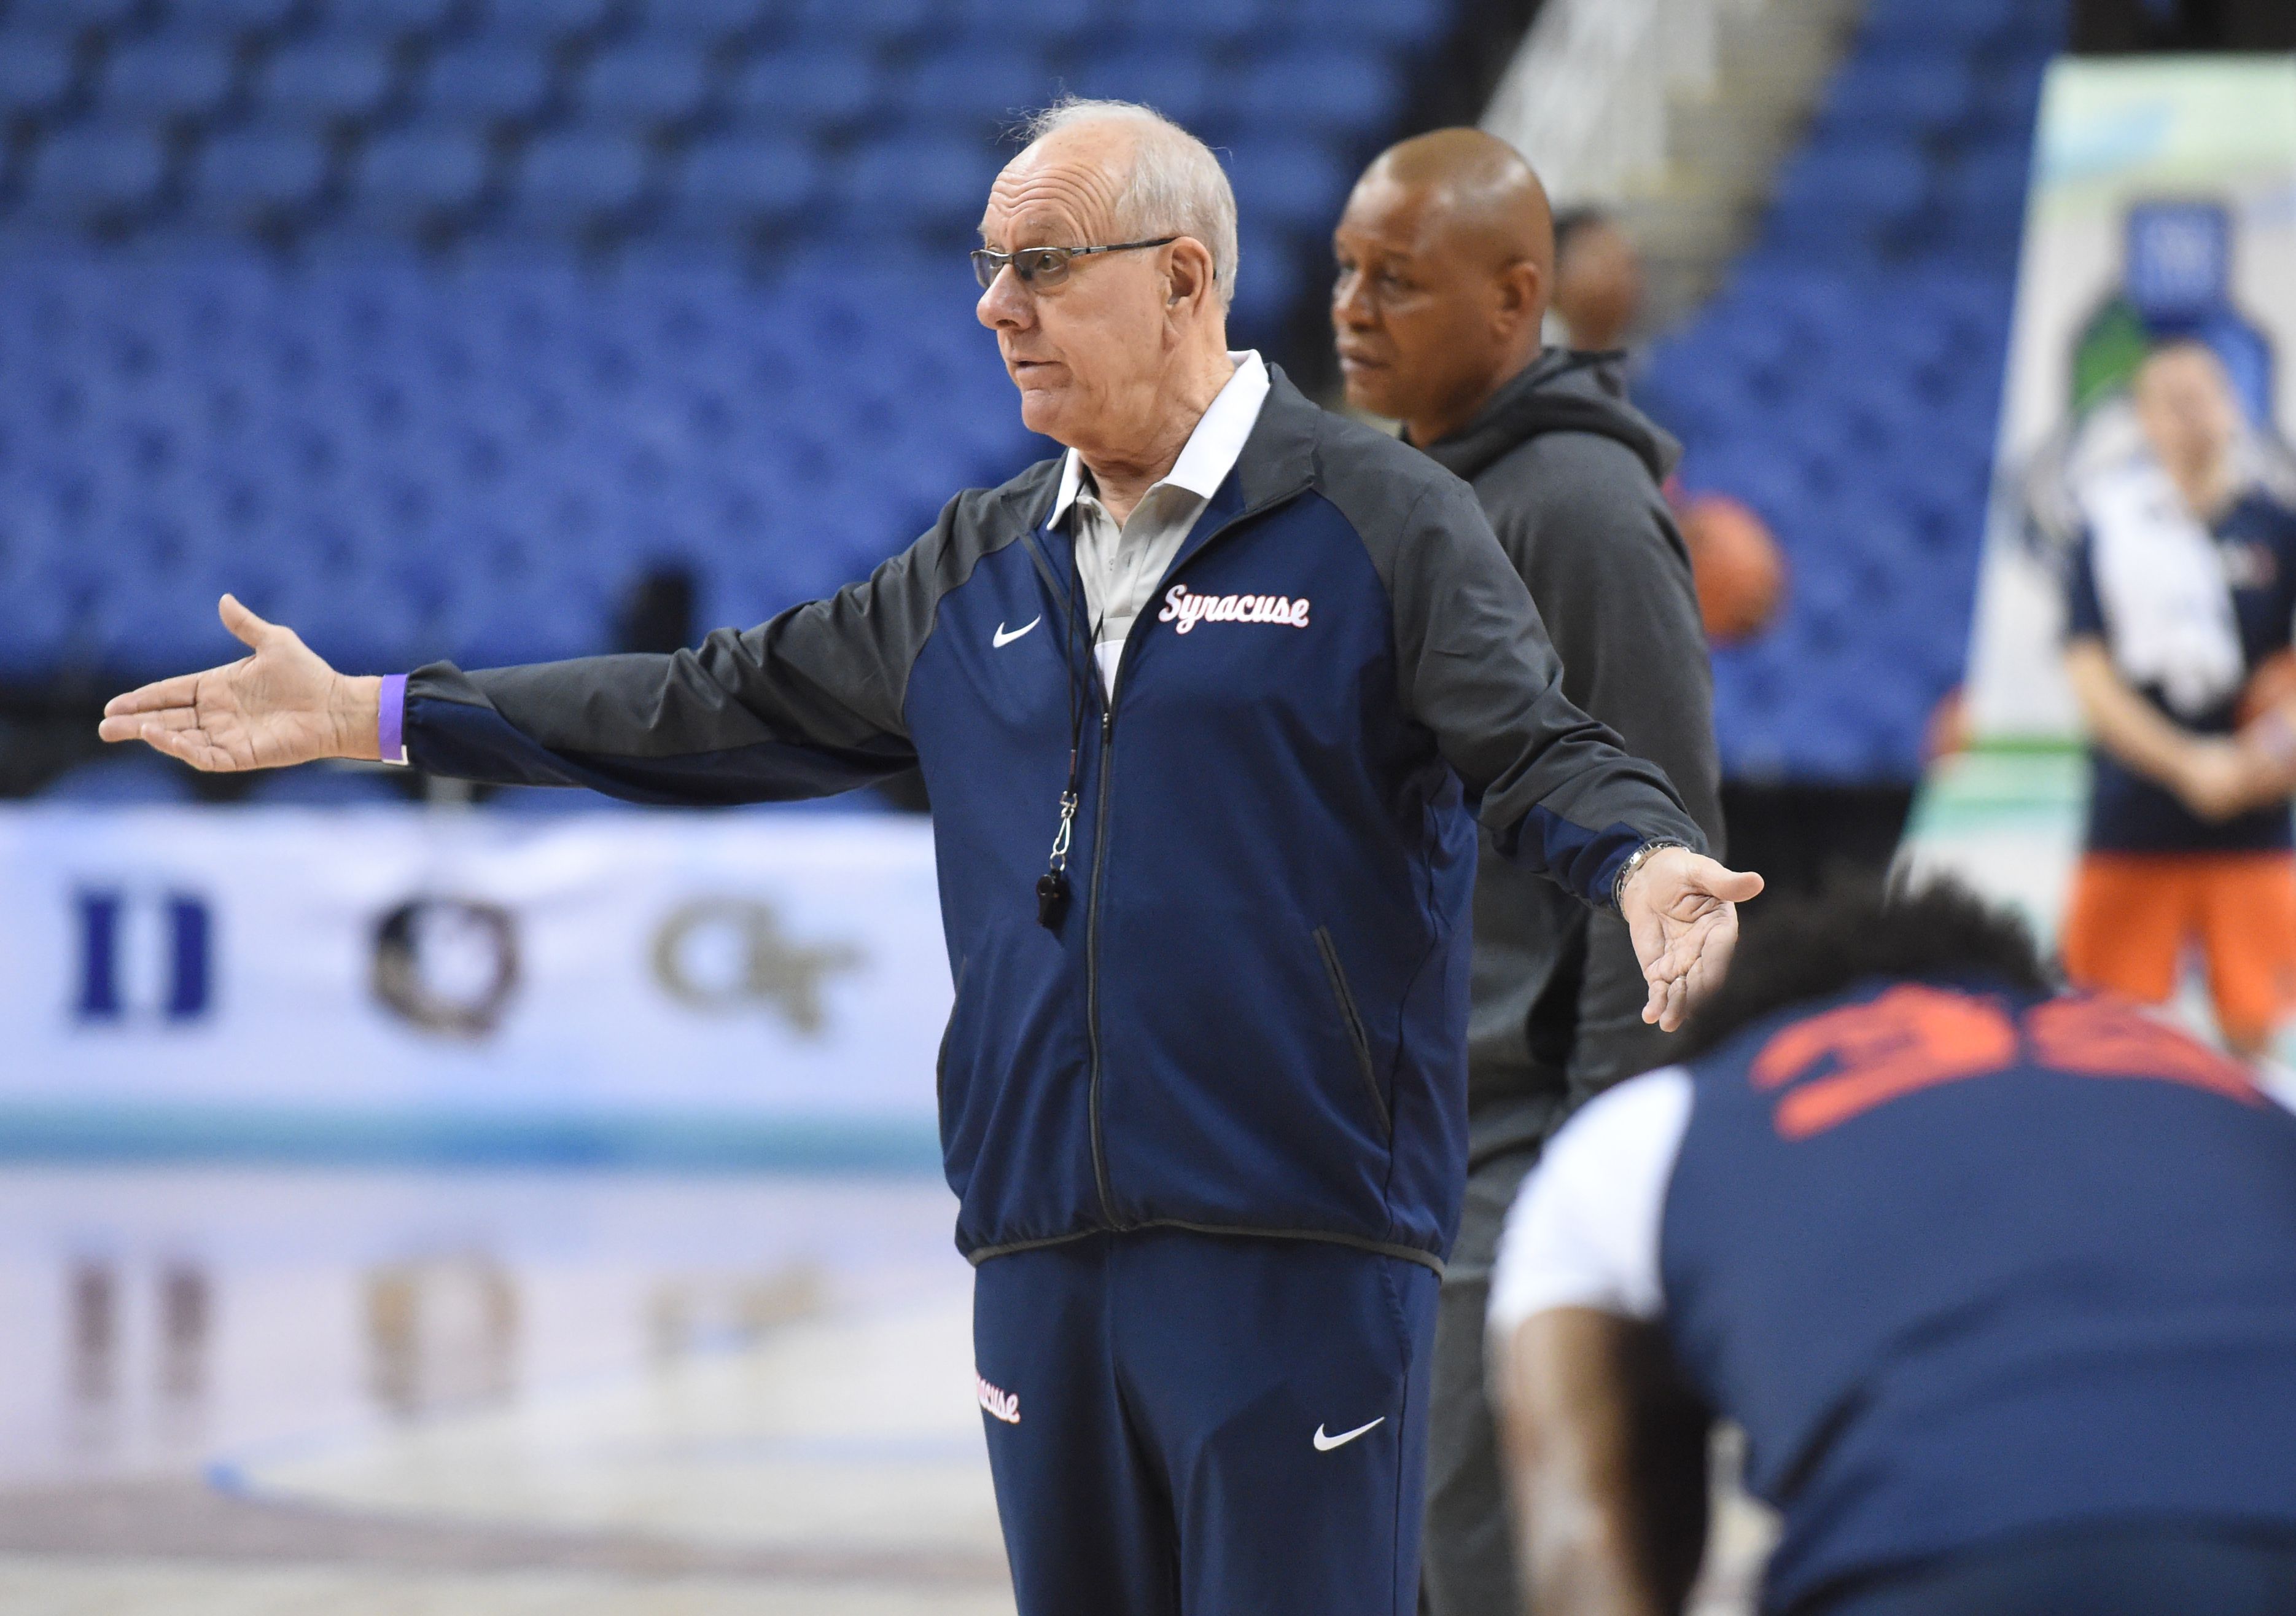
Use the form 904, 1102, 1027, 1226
1048, 351, 1271, 697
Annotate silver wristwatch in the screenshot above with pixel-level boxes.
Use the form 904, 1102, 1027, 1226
1611, 839, 1689, 912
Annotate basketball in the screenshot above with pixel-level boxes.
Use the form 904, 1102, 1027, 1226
1679, 493, 1788, 643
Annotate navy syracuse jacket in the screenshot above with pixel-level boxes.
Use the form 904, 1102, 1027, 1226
402, 370, 1705, 1271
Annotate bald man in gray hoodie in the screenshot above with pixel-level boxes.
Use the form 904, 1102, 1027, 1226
1333, 130, 1725, 1612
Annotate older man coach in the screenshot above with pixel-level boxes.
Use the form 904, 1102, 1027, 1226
102, 101, 1760, 1616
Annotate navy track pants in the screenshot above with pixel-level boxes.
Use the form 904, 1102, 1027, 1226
971, 1228, 1438, 1616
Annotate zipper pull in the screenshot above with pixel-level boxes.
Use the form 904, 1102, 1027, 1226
1101, 708, 1113, 742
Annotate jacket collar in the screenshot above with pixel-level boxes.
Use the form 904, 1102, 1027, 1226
1029, 359, 1321, 534
1046, 351, 1271, 528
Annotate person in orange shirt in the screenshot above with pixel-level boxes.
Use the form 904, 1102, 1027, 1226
2060, 340, 2296, 1056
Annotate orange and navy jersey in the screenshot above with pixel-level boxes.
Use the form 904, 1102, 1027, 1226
1662, 978, 2296, 1612
2063, 490, 2296, 853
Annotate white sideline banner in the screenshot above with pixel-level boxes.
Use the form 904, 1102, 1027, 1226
0, 806, 951, 1161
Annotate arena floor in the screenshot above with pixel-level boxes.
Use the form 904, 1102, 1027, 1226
0, 1160, 1772, 1614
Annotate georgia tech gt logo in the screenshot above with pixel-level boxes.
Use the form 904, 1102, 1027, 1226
1158, 583, 1312, 634
650, 898, 861, 1034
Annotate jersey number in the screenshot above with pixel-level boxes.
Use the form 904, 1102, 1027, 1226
1750, 986, 2261, 1139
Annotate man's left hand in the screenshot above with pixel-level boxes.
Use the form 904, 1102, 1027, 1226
1620, 846, 1765, 1032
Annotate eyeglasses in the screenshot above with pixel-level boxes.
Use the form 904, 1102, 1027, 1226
971, 236, 1180, 292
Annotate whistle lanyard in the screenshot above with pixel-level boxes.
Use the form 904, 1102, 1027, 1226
1037, 531, 1098, 931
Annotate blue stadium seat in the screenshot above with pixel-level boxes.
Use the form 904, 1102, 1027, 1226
1938, 146, 2034, 249
506, 131, 652, 229
1860, 0, 2004, 52
793, 0, 933, 43
39, 753, 202, 804
1817, 52, 1974, 139
950, 0, 1097, 45
352, 128, 493, 226
1236, 47, 1399, 135
835, 136, 996, 239
243, 766, 410, 805
317, 0, 461, 37
17, 126, 171, 224
477, 0, 618, 39
1099, 0, 1271, 48
901, 48, 1056, 132
191, 126, 333, 218
169, 0, 306, 33
1224, 138, 1350, 234
418, 42, 554, 123
100, 36, 241, 121
1973, 70, 2046, 138
1229, 225, 1298, 336
577, 41, 714, 126
0, 32, 80, 120
260, 39, 402, 122
666, 137, 815, 235
1068, 49, 1220, 130
630, 0, 770, 39
724, 49, 878, 130
1765, 141, 1930, 252
1315, 0, 1449, 49
9, 0, 142, 33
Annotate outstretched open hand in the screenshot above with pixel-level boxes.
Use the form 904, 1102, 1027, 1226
1621, 846, 1765, 1032
96, 595, 380, 771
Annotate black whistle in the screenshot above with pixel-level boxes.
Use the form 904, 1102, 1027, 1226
1035, 870, 1071, 929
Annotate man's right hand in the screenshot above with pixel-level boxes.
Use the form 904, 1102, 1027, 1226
97, 595, 382, 771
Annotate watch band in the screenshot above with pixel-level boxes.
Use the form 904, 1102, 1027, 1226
1611, 839, 1689, 911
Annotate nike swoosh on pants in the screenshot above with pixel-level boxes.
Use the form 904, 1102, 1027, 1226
1312, 1417, 1384, 1451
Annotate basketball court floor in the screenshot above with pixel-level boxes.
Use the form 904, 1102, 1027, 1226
0, 1155, 1775, 1613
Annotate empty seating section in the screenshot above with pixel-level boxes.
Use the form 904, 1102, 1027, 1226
1635, 0, 2066, 781
0, 0, 1446, 687
0, 0, 1434, 275
0, 252, 1024, 679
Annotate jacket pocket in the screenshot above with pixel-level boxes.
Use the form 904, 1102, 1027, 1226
1313, 926, 1388, 1136
936, 952, 968, 1110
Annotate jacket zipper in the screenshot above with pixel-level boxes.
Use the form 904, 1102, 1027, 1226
1083, 703, 1118, 1221
1077, 491, 1304, 1230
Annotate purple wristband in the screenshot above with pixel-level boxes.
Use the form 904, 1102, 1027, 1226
378, 673, 407, 765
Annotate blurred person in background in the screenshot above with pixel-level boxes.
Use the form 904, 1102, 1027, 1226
100, 100, 1763, 1616
1490, 880, 2296, 1616
1546, 207, 1648, 355
1331, 128, 1723, 1616
2060, 339, 2296, 1059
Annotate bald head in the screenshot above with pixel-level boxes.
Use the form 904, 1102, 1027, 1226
1364, 128, 1556, 290
1333, 129, 1557, 446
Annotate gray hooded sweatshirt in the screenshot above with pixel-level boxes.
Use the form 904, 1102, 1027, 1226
1422, 349, 1725, 1184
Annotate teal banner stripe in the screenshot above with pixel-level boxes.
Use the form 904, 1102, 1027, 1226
0, 1105, 943, 1173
